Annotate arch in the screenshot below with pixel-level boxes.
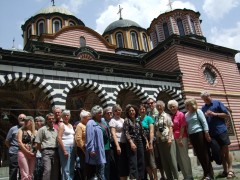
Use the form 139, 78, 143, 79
27, 25, 32, 39
153, 86, 184, 111
37, 19, 45, 36
130, 31, 139, 50
163, 22, 170, 39
142, 33, 149, 52
116, 32, 124, 48
112, 82, 149, 106
0, 73, 56, 106
176, 18, 185, 36
52, 18, 62, 33
62, 79, 109, 108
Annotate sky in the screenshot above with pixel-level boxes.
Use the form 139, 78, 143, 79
0, 0, 240, 61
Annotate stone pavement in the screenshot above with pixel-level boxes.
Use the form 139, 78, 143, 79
177, 161, 240, 180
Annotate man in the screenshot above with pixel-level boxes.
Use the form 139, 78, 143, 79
201, 91, 235, 178
35, 113, 60, 180
147, 98, 166, 180
5, 113, 26, 180
52, 107, 63, 130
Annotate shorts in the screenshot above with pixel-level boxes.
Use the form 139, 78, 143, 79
213, 131, 231, 147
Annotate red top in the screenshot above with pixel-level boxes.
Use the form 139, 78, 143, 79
172, 110, 188, 139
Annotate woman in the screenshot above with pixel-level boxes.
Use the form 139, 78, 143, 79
75, 110, 91, 179
185, 98, 213, 180
154, 101, 178, 180
109, 104, 129, 180
85, 105, 107, 180
17, 116, 37, 180
123, 104, 149, 180
168, 100, 193, 180
34, 116, 45, 180
57, 110, 76, 180
139, 104, 158, 180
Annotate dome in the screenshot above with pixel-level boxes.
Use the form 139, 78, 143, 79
103, 19, 142, 34
35, 6, 74, 16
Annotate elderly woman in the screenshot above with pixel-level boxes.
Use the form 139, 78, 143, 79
85, 105, 107, 180
185, 98, 213, 180
154, 100, 178, 180
57, 110, 75, 180
168, 100, 193, 180
17, 116, 37, 180
34, 116, 45, 180
109, 104, 129, 180
124, 104, 149, 180
139, 104, 157, 180
75, 110, 91, 179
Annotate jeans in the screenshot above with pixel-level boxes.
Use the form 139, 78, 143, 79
18, 150, 35, 180
34, 157, 43, 180
86, 163, 105, 180
9, 153, 20, 180
58, 146, 76, 180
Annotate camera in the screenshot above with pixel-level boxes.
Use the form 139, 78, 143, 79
159, 127, 164, 132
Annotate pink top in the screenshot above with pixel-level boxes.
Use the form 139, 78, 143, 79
172, 110, 188, 139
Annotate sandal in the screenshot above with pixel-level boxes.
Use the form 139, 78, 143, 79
216, 171, 228, 178
202, 176, 212, 180
227, 171, 236, 179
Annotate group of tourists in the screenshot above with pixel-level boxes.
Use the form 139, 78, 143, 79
5, 90, 235, 180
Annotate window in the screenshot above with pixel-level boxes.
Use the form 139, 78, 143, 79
52, 19, 62, 33
80, 36, 86, 47
190, 19, 196, 34
37, 20, 45, 36
203, 67, 216, 85
142, 34, 149, 52
116, 32, 124, 48
131, 31, 139, 50
69, 21, 75, 26
163, 22, 170, 39
27, 26, 32, 39
177, 18, 185, 36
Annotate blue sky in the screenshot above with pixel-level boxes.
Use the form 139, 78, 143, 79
0, 0, 240, 61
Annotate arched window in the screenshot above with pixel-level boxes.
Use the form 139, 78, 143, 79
80, 36, 86, 47
163, 22, 170, 39
27, 26, 32, 39
69, 21, 75, 26
142, 33, 149, 52
52, 19, 62, 33
37, 20, 45, 36
190, 19, 196, 34
131, 31, 139, 50
177, 18, 185, 36
116, 32, 124, 48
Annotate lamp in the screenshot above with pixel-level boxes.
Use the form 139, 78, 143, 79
1, 112, 9, 121
3, 114, 9, 121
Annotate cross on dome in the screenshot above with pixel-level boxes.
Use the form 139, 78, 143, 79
117, 5, 123, 20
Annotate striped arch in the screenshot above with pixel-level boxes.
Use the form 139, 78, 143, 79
111, 82, 149, 105
153, 86, 185, 111
62, 79, 109, 108
0, 72, 55, 106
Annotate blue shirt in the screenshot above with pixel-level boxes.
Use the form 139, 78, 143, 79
85, 119, 106, 165
202, 100, 228, 136
5, 125, 21, 154
185, 109, 209, 135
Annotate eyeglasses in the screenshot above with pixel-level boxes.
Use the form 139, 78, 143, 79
18, 117, 25, 121
148, 102, 154, 105
106, 112, 112, 114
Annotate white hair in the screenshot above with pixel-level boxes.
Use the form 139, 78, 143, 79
167, 100, 178, 109
80, 110, 91, 119
201, 91, 210, 97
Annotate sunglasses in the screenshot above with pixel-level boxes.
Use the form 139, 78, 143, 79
148, 102, 154, 105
